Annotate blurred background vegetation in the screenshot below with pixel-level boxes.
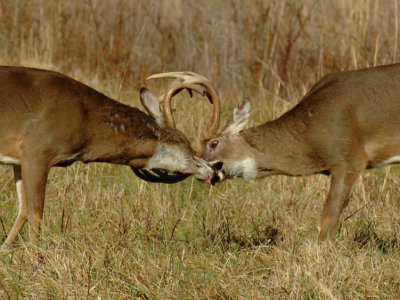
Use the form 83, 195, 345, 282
1, 0, 398, 100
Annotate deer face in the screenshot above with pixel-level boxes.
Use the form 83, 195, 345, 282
202, 100, 257, 183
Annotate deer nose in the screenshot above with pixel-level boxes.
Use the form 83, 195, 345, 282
210, 170, 223, 185
210, 162, 225, 185
212, 161, 223, 171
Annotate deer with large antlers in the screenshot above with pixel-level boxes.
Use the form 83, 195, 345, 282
152, 64, 400, 241
0, 66, 220, 251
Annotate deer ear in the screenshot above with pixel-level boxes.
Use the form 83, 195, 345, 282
222, 99, 251, 135
140, 88, 164, 126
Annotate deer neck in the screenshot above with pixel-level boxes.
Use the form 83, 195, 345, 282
242, 118, 320, 177
80, 99, 167, 167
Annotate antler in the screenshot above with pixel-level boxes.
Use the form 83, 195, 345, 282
147, 71, 221, 137
131, 167, 190, 184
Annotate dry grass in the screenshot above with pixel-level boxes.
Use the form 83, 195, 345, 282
1, 0, 400, 298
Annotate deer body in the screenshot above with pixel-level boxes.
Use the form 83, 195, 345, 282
0, 66, 217, 250
200, 63, 400, 241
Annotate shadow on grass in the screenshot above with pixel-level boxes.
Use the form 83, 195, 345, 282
205, 222, 282, 251
353, 221, 400, 253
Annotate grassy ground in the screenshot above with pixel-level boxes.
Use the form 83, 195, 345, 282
1, 0, 400, 298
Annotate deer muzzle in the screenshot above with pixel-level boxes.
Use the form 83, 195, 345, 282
191, 155, 220, 185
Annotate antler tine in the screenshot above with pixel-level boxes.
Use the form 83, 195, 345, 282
147, 72, 221, 136
192, 76, 221, 137
147, 71, 209, 83
162, 81, 207, 128
131, 167, 190, 183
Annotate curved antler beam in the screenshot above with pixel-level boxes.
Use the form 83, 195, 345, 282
147, 71, 221, 137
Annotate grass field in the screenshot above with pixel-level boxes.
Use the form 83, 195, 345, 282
1, 0, 400, 298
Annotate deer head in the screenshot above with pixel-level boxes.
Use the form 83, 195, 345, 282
201, 99, 255, 183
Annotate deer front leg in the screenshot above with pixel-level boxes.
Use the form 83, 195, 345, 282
23, 160, 50, 244
1, 161, 49, 251
318, 163, 365, 241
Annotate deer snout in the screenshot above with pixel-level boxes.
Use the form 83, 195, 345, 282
200, 161, 225, 185
191, 155, 216, 183
210, 161, 225, 185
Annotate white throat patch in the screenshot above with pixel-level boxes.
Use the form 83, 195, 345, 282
230, 157, 257, 179
380, 155, 400, 166
146, 145, 188, 171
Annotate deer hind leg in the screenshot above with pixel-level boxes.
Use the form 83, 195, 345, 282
318, 162, 366, 242
1, 166, 27, 251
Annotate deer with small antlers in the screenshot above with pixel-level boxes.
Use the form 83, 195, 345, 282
152, 64, 400, 241
0, 66, 220, 251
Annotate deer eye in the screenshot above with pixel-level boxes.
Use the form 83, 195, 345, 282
209, 140, 219, 150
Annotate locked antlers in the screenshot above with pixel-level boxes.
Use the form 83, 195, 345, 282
147, 71, 221, 137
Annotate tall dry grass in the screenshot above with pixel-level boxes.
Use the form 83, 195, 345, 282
0, 0, 400, 298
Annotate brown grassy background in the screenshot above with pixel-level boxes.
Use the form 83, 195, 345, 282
1, 0, 400, 299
